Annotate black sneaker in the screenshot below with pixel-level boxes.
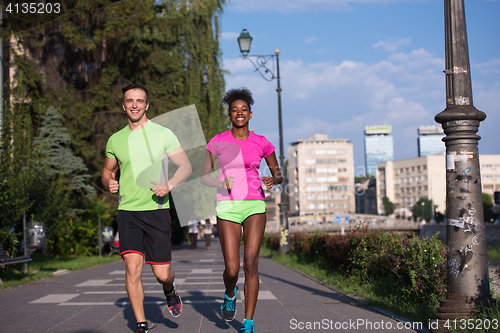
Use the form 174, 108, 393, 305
135, 322, 149, 333
220, 285, 238, 322
164, 282, 182, 317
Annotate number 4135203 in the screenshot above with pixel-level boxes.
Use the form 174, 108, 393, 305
444, 318, 498, 330
6, 2, 61, 14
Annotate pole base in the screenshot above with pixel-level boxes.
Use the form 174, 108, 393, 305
429, 297, 496, 333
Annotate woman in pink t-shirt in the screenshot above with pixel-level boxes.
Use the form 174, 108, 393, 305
200, 88, 282, 333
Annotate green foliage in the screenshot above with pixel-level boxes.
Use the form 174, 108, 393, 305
412, 197, 433, 221
263, 230, 447, 323
34, 106, 95, 197
382, 196, 395, 216
483, 193, 495, 222
1, 0, 229, 255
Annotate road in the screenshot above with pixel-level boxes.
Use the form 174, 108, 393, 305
0, 238, 426, 332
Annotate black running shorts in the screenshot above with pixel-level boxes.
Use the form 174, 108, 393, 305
116, 209, 172, 265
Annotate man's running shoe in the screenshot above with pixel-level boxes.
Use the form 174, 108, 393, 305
164, 282, 182, 317
135, 322, 149, 333
240, 319, 255, 333
220, 285, 238, 322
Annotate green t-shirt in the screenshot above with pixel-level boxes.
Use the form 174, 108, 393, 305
105, 121, 180, 211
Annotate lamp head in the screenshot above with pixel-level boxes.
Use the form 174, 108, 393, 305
238, 29, 252, 55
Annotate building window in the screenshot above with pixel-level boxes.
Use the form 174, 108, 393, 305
338, 149, 346, 154
327, 150, 337, 155
306, 159, 316, 165
328, 167, 338, 173
317, 159, 327, 164
306, 150, 315, 155
316, 150, 326, 155
306, 168, 315, 174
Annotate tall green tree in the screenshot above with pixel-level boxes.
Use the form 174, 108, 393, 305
34, 106, 95, 197
2, 0, 229, 191
483, 193, 494, 222
382, 196, 395, 216
412, 198, 432, 222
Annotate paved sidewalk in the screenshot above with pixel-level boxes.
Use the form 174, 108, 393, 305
0, 238, 424, 332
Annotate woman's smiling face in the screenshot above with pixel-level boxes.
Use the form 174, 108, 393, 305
228, 99, 252, 128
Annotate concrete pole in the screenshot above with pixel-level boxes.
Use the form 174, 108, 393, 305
432, 0, 491, 330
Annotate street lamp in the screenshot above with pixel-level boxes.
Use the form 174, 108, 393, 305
421, 201, 425, 222
431, 1, 492, 331
237, 29, 290, 253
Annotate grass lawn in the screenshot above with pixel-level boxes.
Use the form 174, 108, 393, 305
0, 251, 122, 289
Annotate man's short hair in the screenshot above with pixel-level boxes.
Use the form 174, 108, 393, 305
122, 84, 149, 104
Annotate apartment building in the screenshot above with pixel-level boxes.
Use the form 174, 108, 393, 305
479, 155, 500, 198
376, 154, 500, 217
287, 133, 355, 216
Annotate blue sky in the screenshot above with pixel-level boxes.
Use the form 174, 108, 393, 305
218, 0, 500, 176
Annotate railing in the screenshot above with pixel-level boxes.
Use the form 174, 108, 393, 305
265, 213, 423, 234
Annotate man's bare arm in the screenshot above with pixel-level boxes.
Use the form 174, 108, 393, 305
102, 157, 119, 193
150, 146, 192, 197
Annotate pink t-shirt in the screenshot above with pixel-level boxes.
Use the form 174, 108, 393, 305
206, 130, 275, 201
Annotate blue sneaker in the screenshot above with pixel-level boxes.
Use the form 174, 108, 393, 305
220, 285, 238, 321
240, 319, 255, 333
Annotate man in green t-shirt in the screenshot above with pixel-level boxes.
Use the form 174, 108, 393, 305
102, 84, 191, 333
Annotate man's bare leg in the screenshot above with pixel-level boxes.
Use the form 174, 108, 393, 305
151, 263, 174, 291
123, 253, 146, 323
153, 263, 182, 317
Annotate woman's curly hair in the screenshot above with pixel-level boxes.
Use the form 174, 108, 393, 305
222, 88, 254, 112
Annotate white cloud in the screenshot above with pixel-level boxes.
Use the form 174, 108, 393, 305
474, 58, 500, 76
221, 32, 240, 41
222, 45, 499, 168
304, 37, 318, 44
373, 38, 411, 52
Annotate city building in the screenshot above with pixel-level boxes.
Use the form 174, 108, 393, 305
287, 133, 355, 217
264, 187, 280, 231
364, 125, 393, 177
376, 154, 500, 217
418, 125, 445, 157
479, 155, 500, 199
355, 178, 377, 215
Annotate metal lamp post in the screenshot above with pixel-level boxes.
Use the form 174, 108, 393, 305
237, 29, 290, 253
421, 201, 425, 222
431, 1, 492, 330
